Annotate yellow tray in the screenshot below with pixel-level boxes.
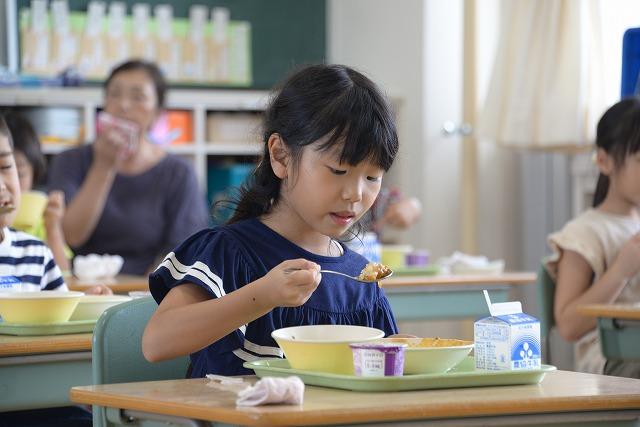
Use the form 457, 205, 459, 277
0, 319, 96, 336
244, 357, 556, 392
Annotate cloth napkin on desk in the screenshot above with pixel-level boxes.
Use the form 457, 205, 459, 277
235, 376, 304, 406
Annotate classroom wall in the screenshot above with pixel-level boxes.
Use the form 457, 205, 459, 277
328, 0, 523, 269
328, 0, 464, 261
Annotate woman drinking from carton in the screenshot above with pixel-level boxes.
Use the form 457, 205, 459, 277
547, 97, 640, 378
142, 64, 400, 377
48, 60, 208, 275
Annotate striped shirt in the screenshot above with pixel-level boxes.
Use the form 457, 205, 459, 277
0, 227, 66, 292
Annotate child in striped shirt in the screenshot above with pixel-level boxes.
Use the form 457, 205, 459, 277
0, 115, 66, 292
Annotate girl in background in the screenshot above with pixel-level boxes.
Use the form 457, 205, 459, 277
4, 112, 111, 295
143, 64, 400, 377
547, 97, 640, 378
4, 112, 71, 272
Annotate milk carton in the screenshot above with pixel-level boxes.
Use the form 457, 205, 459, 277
474, 290, 541, 370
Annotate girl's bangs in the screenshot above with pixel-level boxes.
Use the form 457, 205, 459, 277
315, 89, 398, 171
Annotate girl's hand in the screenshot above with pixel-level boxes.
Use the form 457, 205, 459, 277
43, 191, 65, 233
93, 128, 131, 171
85, 284, 114, 295
611, 233, 640, 280
262, 259, 321, 307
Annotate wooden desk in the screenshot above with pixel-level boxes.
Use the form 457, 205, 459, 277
578, 303, 640, 361
70, 370, 640, 426
0, 333, 93, 411
67, 274, 149, 294
380, 272, 536, 321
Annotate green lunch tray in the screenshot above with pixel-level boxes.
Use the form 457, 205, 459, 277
243, 357, 556, 392
0, 319, 96, 336
392, 265, 440, 276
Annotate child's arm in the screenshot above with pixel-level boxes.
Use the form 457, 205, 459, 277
43, 191, 70, 272
555, 233, 640, 341
142, 258, 321, 362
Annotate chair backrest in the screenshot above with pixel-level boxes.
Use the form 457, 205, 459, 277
536, 260, 556, 363
92, 296, 189, 385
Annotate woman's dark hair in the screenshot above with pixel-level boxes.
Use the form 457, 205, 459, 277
592, 97, 640, 207
3, 112, 46, 186
104, 59, 167, 109
226, 64, 399, 225
0, 115, 13, 148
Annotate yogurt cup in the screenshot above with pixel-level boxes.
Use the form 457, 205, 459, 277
349, 342, 407, 377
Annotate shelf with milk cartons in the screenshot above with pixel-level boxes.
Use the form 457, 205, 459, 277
0, 86, 269, 196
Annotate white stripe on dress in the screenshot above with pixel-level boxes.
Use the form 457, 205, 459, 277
159, 254, 225, 299
232, 348, 261, 362
243, 337, 284, 357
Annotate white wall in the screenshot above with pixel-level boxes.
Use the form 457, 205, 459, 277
328, 0, 464, 260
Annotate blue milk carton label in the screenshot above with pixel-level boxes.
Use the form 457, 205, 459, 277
474, 290, 541, 371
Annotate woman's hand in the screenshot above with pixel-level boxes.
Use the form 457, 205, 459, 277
260, 259, 321, 308
43, 191, 65, 234
611, 233, 640, 281
93, 128, 132, 171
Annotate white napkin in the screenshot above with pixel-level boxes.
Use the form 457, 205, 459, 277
235, 376, 304, 407
438, 251, 505, 275
73, 254, 124, 281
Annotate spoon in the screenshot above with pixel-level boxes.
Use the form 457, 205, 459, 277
283, 267, 394, 283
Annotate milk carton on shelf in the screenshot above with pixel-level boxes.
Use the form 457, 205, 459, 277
474, 290, 541, 371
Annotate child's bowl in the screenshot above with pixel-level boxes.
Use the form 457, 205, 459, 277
272, 325, 385, 375
69, 295, 132, 321
378, 337, 474, 374
0, 291, 84, 324
381, 245, 413, 269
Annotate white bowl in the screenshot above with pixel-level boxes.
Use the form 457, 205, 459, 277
272, 325, 385, 375
379, 337, 474, 374
451, 260, 505, 275
73, 254, 124, 281
69, 295, 132, 321
0, 291, 84, 324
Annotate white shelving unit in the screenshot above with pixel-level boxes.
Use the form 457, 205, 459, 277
0, 87, 270, 192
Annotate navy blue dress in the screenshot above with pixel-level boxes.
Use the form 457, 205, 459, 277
149, 218, 398, 377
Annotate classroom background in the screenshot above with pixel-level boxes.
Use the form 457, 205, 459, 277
2, 0, 640, 371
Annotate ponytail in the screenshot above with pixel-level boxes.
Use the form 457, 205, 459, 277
592, 173, 609, 208
225, 147, 280, 224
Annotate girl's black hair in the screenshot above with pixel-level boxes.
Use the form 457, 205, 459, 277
104, 59, 167, 109
592, 96, 640, 207
3, 112, 46, 186
226, 64, 399, 224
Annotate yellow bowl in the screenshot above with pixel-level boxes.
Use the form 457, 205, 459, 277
272, 325, 385, 375
0, 291, 84, 324
12, 190, 48, 230
381, 245, 413, 269
380, 337, 474, 374
69, 295, 132, 321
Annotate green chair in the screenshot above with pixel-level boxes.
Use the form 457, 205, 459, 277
92, 296, 189, 426
536, 260, 556, 364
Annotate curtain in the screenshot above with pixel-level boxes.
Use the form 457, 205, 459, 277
478, 0, 606, 147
